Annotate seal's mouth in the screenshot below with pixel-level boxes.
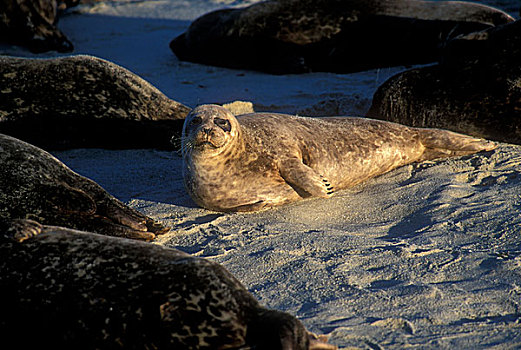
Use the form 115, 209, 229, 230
187, 127, 228, 153
194, 140, 220, 149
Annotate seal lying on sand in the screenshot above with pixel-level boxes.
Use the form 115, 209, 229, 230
181, 105, 496, 212
170, 0, 513, 74
367, 19, 521, 144
0, 133, 167, 241
0, 55, 190, 150
0, 219, 336, 350
0, 0, 73, 53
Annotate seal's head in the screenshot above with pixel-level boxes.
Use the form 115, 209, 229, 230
247, 309, 337, 350
182, 104, 241, 157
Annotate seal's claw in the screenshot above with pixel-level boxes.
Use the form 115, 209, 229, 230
145, 219, 170, 235
321, 176, 334, 195
308, 332, 338, 350
1, 219, 43, 243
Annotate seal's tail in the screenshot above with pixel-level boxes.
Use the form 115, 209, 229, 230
417, 128, 497, 161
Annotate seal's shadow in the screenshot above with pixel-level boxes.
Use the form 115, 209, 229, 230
52, 149, 196, 207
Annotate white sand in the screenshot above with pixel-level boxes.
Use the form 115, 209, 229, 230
5, 0, 521, 348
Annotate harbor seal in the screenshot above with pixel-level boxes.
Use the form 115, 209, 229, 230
0, 0, 73, 52
0, 219, 336, 350
0, 133, 167, 241
367, 19, 521, 144
181, 105, 496, 212
0, 55, 190, 150
170, 0, 513, 74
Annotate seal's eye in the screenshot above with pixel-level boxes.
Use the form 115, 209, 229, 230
214, 118, 231, 132
190, 116, 203, 125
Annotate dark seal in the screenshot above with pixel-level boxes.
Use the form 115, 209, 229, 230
367, 19, 521, 145
170, 0, 513, 74
0, 55, 190, 150
181, 105, 496, 212
0, 133, 167, 241
0, 219, 336, 350
0, 0, 74, 52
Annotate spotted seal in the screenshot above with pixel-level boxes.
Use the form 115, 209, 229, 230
170, 0, 513, 74
367, 19, 521, 144
0, 0, 75, 52
0, 219, 336, 349
181, 104, 496, 212
0, 55, 190, 150
0, 133, 167, 241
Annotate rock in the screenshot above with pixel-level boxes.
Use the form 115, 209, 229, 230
222, 100, 255, 115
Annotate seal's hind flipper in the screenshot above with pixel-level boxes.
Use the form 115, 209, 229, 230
83, 216, 157, 242
83, 180, 170, 237
417, 128, 497, 161
145, 218, 171, 235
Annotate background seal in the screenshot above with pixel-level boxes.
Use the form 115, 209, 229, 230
0, 55, 190, 150
170, 0, 513, 74
0, 133, 167, 241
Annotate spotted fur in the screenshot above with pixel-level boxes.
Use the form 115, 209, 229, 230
0, 222, 336, 349
182, 104, 496, 212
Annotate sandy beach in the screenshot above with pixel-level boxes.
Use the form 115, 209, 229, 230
2, 0, 520, 348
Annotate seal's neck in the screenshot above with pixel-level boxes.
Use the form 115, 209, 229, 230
221, 127, 247, 160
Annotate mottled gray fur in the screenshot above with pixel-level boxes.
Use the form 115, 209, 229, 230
182, 105, 496, 212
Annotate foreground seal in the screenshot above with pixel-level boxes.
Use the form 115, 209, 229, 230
170, 0, 513, 74
0, 55, 190, 150
367, 19, 521, 144
0, 219, 336, 350
0, 133, 167, 241
181, 105, 496, 212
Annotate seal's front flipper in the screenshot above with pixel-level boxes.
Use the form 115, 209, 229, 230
39, 182, 96, 215
1, 219, 43, 243
279, 158, 334, 198
308, 332, 338, 350
72, 175, 169, 237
